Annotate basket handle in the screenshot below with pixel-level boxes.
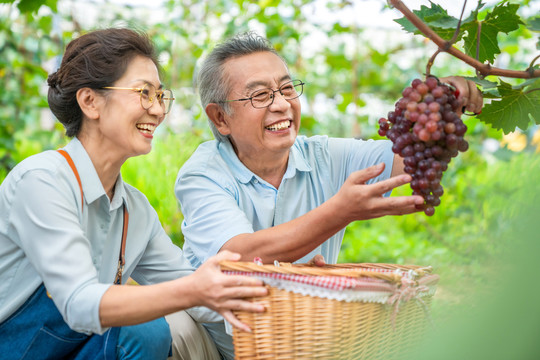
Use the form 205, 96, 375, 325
219, 261, 428, 283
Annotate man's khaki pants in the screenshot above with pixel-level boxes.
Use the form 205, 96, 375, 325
165, 310, 222, 360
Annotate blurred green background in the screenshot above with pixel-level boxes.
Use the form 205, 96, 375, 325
1, 0, 539, 354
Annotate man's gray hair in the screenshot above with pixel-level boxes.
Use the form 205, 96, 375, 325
197, 31, 285, 142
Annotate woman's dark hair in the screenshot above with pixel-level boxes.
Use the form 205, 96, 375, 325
47, 28, 159, 137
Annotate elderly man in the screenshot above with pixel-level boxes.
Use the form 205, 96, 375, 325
175, 32, 483, 359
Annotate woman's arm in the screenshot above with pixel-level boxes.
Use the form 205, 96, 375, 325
99, 251, 267, 332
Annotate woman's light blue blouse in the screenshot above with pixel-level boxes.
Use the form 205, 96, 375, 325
0, 138, 193, 334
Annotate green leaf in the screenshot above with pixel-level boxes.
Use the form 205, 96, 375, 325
462, 3, 524, 63
394, 16, 417, 33
528, 17, 540, 31
516, 78, 540, 91
17, 0, 44, 13
370, 50, 389, 67
14, 0, 57, 12
37, 15, 52, 32
477, 81, 540, 133
395, 3, 458, 30
332, 23, 352, 33
394, 2, 470, 41
481, 89, 502, 99
337, 92, 352, 112
463, 76, 498, 89
44, 0, 57, 12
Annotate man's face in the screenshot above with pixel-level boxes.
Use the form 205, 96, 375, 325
217, 51, 301, 165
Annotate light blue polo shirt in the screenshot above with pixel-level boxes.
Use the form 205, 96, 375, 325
176, 135, 394, 268
176, 135, 394, 359
0, 138, 194, 334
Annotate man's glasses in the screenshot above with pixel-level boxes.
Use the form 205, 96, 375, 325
102, 83, 175, 114
221, 79, 304, 109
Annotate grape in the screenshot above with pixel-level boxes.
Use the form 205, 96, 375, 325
402, 87, 413, 97
425, 77, 438, 89
424, 206, 435, 216
428, 102, 440, 113
377, 76, 469, 216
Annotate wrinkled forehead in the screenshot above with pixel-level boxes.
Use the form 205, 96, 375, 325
223, 51, 290, 93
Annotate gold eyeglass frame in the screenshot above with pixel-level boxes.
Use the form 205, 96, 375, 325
102, 83, 175, 114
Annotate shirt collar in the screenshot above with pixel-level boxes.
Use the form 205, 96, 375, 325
63, 137, 127, 211
287, 140, 312, 176
218, 138, 312, 184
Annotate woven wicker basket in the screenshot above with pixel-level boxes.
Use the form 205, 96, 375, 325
220, 261, 439, 360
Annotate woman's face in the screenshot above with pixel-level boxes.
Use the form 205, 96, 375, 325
94, 55, 166, 160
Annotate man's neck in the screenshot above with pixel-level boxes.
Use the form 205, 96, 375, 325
237, 150, 289, 189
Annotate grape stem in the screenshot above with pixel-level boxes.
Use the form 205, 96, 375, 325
426, 0, 466, 77
389, 0, 540, 79
529, 55, 540, 75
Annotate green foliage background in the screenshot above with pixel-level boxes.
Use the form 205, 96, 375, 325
1, 0, 540, 345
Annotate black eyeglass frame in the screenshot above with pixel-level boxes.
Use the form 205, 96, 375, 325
219, 79, 305, 109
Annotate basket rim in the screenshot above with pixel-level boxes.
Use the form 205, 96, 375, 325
220, 261, 435, 283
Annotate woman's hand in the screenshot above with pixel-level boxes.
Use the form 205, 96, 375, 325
188, 250, 267, 332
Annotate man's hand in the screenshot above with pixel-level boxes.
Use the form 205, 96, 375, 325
307, 254, 326, 267
439, 76, 484, 115
333, 163, 424, 223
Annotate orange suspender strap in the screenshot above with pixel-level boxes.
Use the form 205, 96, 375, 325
56, 149, 128, 285
57, 149, 83, 212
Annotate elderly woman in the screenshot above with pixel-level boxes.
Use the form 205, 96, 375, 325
0, 28, 266, 360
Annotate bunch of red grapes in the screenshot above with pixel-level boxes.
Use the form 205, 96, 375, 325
378, 76, 468, 216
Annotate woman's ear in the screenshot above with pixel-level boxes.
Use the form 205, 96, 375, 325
206, 103, 231, 136
76, 88, 101, 120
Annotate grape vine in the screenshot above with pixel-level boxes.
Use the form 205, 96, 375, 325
379, 77, 468, 216
389, 0, 540, 134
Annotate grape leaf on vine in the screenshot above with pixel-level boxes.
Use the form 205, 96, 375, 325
461, 3, 524, 64
393, 2, 475, 42
477, 81, 540, 133
394, 2, 524, 64
464, 76, 498, 89
464, 76, 499, 99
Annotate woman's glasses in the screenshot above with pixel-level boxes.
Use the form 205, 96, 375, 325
102, 83, 175, 114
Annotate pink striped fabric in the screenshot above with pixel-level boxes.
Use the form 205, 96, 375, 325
224, 270, 396, 292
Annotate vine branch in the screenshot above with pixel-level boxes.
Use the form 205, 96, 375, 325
426, 0, 468, 77
389, 0, 540, 79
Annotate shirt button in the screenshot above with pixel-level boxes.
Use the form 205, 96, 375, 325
253, 179, 259, 183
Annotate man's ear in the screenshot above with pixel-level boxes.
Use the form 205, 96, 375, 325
76, 88, 101, 120
206, 103, 231, 136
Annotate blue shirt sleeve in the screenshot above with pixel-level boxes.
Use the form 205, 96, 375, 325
327, 137, 394, 195
130, 206, 194, 285
7, 168, 111, 334
175, 172, 255, 267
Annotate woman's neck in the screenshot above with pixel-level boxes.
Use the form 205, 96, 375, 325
78, 134, 124, 200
